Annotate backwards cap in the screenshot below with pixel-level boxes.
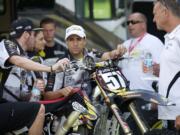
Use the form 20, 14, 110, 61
10, 18, 41, 38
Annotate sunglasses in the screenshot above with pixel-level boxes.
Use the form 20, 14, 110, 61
127, 20, 143, 25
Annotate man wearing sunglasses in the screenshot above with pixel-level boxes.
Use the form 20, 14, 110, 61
117, 12, 164, 134
153, 0, 180, 131
118, 12, 164, 92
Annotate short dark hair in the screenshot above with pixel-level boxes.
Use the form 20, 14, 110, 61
34, 28, 44, 37
40, 17, 57, 27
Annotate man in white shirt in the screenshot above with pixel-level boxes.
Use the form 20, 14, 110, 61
116, 12, 164, 134
153, 0, 180, 131
118, 12, 164, 91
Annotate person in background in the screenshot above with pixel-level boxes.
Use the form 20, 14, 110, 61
29, 28, 72, 100
153, 0, 180, 131
0, 18, 69, 134
37, 18, 75, 100
40, 17, 67, 60
27, 28, 47, 98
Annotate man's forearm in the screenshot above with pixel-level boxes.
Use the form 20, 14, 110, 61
43, 91, 63, 100
9, 55, 51, 72
101, 52, 111, 60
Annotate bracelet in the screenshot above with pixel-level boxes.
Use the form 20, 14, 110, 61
50, 66, 54, 73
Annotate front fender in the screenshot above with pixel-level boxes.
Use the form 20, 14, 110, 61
117, 89, 175, 106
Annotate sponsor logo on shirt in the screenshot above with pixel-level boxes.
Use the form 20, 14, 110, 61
54, 50, 65, 55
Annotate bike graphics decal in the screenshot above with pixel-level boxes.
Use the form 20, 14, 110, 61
72, 101, 87, 113
100, 71, 126, 90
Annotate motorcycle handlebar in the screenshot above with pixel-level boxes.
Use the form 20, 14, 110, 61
64, 56, 128, 72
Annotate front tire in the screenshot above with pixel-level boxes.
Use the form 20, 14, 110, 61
76, 125, 90, 135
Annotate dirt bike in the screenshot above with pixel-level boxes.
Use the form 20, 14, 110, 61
5, 88, 97, 135
39, 59, 98, 135
42, 87, 98, 135
71, 56, 176, 135
60, 61, 99, 135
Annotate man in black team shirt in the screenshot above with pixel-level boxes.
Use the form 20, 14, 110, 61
44, 25, 126, 100
40, 17, 67, 60
0, 18, 69, 134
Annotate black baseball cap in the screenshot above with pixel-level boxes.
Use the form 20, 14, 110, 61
10, 18, 42, 38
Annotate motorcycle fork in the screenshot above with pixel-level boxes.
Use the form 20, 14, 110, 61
55, 111, 81, 135
95, 78, 132, 135
128, 102, 150, 135
110, 104, 132, 135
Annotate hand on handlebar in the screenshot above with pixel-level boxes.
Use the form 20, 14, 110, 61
52, 58, 70, 72
64, 56, 121, 71
117, 44, 127, 57
108, 44, 127, 59
110, 50, 120, 59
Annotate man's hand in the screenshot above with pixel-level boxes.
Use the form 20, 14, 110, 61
52, 58, 69, 72
102, 44, 127, 60
59, 86, 73, 97
110, 49, 120, 59
117, 44, 127, 57
153, 63, 160, 77
106, 44, 127, 60
110, 44, 127, 59
175, 115, 180, 130
34, 79, 45, 92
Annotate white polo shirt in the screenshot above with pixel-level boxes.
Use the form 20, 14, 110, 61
120, 33, 164, 91
158, 25, 180, 120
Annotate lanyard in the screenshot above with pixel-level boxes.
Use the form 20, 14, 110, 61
128, 33, 146, 54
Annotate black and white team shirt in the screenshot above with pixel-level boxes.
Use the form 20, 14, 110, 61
0, 39, 23, 100
48, 48, 103, 97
